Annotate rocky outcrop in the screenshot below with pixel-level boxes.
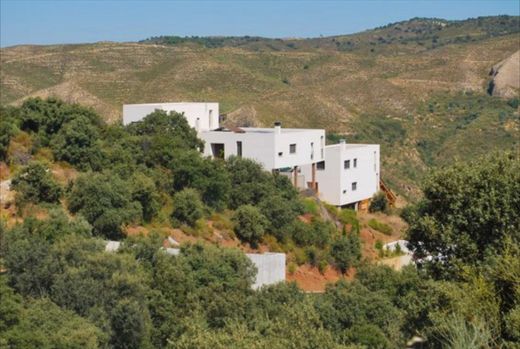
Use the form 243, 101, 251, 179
488, 50, 520, 98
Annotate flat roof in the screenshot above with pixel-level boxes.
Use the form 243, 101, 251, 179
124, 102, 218, 106
325, 143, 378, 149
206, 127, 324, 134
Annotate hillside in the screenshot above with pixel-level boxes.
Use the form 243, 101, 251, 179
1, 16, 519, 198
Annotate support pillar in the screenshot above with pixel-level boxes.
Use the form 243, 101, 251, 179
311, 163, 316, 192
293, 166, 298, 187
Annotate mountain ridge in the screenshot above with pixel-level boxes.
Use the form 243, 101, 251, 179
1, 15, 518, 198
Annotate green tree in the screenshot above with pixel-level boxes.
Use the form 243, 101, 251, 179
406, 151, 520, 279
331, 232, 361, 273
232, 205, 267, 247
369, 191, 388, 213
52, 115, 103, 170
130, 173, 161, 222
68, 172, 141, 238
171, 188, 204, 227
11, 162, 62, 209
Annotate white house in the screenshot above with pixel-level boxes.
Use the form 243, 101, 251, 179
199, 123, 325, 189
122, 102, 220, 131
301, 140, 380, 208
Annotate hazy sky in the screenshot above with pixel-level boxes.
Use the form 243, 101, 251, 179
1, 0, 519, 47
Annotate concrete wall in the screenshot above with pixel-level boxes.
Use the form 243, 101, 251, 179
122, 102, 219, 131
199, 127, 325, 172
302, 143, 380, 206
200, 130, 277, 169
246, 252, 286, 289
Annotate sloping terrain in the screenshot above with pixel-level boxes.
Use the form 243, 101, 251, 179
489, 50, 520, 98
1, 16, 519, 198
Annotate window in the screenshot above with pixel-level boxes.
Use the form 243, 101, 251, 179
278, 152, 283, 157
290, 144, 296, 154
342, 189, 347, 194
209, 110, 213, 129
310, 142, 314, 160
344, 160, 350, 169
352, 182, 357, 191
353, 158, 357, 168
237, 141, 242, 157
317, 161, 325, 170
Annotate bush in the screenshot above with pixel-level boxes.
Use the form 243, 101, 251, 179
259, 195, 298, 241
171, 188, 204, 227
368, 219, 393, 235
232, 205, 267, 247
331, 232, 361, 273
67, 172, 141, 239
338, 208, 360, 233
369, 191, 388, 213
11, 162, 62, 208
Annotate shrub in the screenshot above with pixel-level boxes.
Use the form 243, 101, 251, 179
368, 219, 393, 235
331, 232, 361, 273
11, 162, 62, 209
338, 209, 360, 233
232, 205, 267, 247
259, 195, 298, 241
171, 188, 204, 227
68, 172, 141, 239
369, 191, 388, 213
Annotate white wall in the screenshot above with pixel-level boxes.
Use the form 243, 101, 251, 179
199, 127, 325, 172
200, 130, 277, 169
122, 102, 219, 131
302, 143, 380, 206
246, 252, 286, 289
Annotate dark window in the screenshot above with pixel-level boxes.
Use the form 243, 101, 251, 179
344, 160, 350, 169
353, 158, 357, 168
342, 189, 347, 194
237, 141, 242, 157
352, 182, 357, 191
278, 152, 283, 157
290, 144, 296, 154
317, 161, 325, 170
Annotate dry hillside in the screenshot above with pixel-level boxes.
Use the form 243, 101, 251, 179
1, 16, 519, 198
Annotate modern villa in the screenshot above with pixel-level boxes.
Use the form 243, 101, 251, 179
122, 102, 386, 209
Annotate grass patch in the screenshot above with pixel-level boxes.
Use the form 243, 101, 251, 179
368, 218, 393, 235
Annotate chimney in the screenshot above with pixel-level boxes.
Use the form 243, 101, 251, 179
274, 121, 282, 135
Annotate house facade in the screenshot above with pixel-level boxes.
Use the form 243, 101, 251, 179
122, 101, 383, 209
301, 140, 380, 208
199, 123, 325, 189
122, 102, 219, 131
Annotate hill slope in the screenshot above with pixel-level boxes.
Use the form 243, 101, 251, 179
1, 16, 519, 198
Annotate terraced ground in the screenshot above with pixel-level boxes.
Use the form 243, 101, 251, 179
1, 16, 519, 199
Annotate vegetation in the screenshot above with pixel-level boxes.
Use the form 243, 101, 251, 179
0, 97, 518, 348
369, 191, 389, 213
2, 16, 518, 198
368, 218, 393, 235
11, 162, 62, 209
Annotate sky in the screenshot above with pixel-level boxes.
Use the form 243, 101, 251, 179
1, 0, 519, 47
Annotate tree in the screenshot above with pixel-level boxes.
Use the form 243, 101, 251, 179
259, 195, 299, 241
68, 172, 141, 238
225, 156, 274, 208
130, 173, 161, 222
52, 115, 103, 170
170, 151, 231, 210
110, 298, 152, 349
18, 97, 102, 146
127, 109, 203, 151
11, 162, 62, 209
232, 205, 267, 247
406, 151, 520, 279
330, 232, 361, 273
171, 188, 204, 227
0, 106, 18, 161
369, 191, 388, 213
